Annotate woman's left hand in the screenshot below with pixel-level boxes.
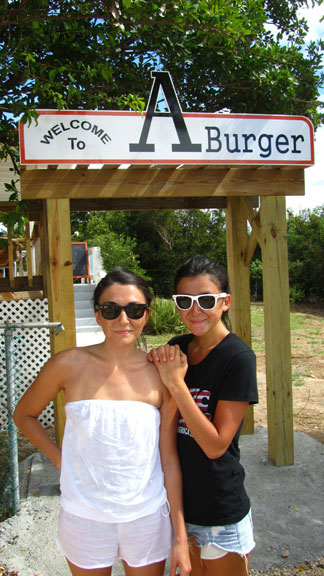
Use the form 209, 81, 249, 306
169, 541, 191, 576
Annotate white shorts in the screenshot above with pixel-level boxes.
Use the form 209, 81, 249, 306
56, 503, 172, 570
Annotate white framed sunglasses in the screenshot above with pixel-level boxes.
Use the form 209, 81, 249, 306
172, 293, 228, 311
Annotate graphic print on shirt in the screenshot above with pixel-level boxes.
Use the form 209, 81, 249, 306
178, 388, 212, 437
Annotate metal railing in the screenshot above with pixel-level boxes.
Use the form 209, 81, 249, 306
0, 321, 64, 517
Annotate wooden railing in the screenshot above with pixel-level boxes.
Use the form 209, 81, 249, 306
0, 222, 42, 293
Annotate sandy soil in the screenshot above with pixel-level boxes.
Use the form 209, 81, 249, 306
249, 304, 324, 576
254, 352, 324, 445
253, 303, 324, 446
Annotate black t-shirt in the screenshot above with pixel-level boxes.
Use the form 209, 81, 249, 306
169, 332, 258, 526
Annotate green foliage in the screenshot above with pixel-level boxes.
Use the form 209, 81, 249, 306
289, 285, 305, 304
71, 205, 324, 304
250, 258, 263, 301
93, 232, 150, 282
123, 209, 227, 296
0, 433, 11, 521
287, 205, 324, 301
71, 210, 150, 281
0, 201, 29, 239
71, 208, 227, 296
145, 297, 186, 335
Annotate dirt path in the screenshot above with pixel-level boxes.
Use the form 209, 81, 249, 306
254, 352, 324, 445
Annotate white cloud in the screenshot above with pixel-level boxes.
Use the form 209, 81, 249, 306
286, 126, 324, 212
298, 4, 324, 42
286, 4, 324, 213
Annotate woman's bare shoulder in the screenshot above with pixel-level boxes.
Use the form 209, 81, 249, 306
46, 345, 99, 371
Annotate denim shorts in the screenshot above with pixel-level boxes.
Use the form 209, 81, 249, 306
186, 509, 255, 560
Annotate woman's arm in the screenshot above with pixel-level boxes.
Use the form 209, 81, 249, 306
13, 352, 68, 469
159, 385, 191, 576
153, 344, 249, 460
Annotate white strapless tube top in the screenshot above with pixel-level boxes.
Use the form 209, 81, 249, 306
60, 399, 167, 523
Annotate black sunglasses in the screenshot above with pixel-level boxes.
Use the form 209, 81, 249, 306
172, 293, 227, 311
95, 301, 149, 320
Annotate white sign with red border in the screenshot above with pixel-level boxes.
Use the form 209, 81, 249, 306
19, 110, 314, 166
19, 71, 314, 166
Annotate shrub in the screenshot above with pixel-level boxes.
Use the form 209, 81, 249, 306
289, 285, 305, 304
145, 298, 186, 335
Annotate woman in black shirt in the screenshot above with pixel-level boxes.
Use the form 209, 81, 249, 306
149, 256, 258, 576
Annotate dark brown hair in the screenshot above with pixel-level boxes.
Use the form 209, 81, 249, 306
174, 256, 231, 330
93, 267, 152, 307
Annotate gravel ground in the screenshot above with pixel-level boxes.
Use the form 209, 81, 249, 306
0, 428, 323, 576
250, 557, 324, 576
1, 557, 324, 575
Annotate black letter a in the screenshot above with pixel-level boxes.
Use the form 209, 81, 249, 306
129, 71, 201, 152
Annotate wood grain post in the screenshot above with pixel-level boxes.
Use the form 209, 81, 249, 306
259, 196, 294, 466
7, 227, 15, 289
25, 221, 33, 288
43, 199, 76, 446
226, 197, 254, 434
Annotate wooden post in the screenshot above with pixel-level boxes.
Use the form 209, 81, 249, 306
25, 221, 33, 288
43, 199, 76, 446
226, 197, 254, 434
259, 196, 294, 466
7, 227, 15, 289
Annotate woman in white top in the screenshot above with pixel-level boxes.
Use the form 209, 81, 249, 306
14, 267, 190, 576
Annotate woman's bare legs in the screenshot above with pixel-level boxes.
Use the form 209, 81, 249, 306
122, 559, 166, 576
67, 559, 113, 576
189, 538, 250, 576
67, 558, 166, 576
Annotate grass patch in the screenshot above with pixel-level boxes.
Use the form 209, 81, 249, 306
251, 304, 265, 327
250, 302, 324, 359
145, 333, 176, 349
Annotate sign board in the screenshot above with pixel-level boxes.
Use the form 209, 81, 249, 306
72, 242, 90, 279
19, 72, 314, 167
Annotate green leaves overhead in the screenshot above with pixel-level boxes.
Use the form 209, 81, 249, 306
0, 0, 323, 209
1, 0, 323, 120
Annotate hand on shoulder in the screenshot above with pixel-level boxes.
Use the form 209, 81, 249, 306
148, 344, 187, 364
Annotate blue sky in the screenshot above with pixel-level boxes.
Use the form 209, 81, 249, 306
286, 3, 324, 213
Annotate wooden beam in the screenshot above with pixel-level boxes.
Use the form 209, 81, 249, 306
226, 197, 255, 434
0, 197, 259, 213
0, 275, 43, 292
70, 196, 231, 211
43, 199, 76, 446
20, 166, 305, 200
0, 289, 44, 302
259, 196, 294, 466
